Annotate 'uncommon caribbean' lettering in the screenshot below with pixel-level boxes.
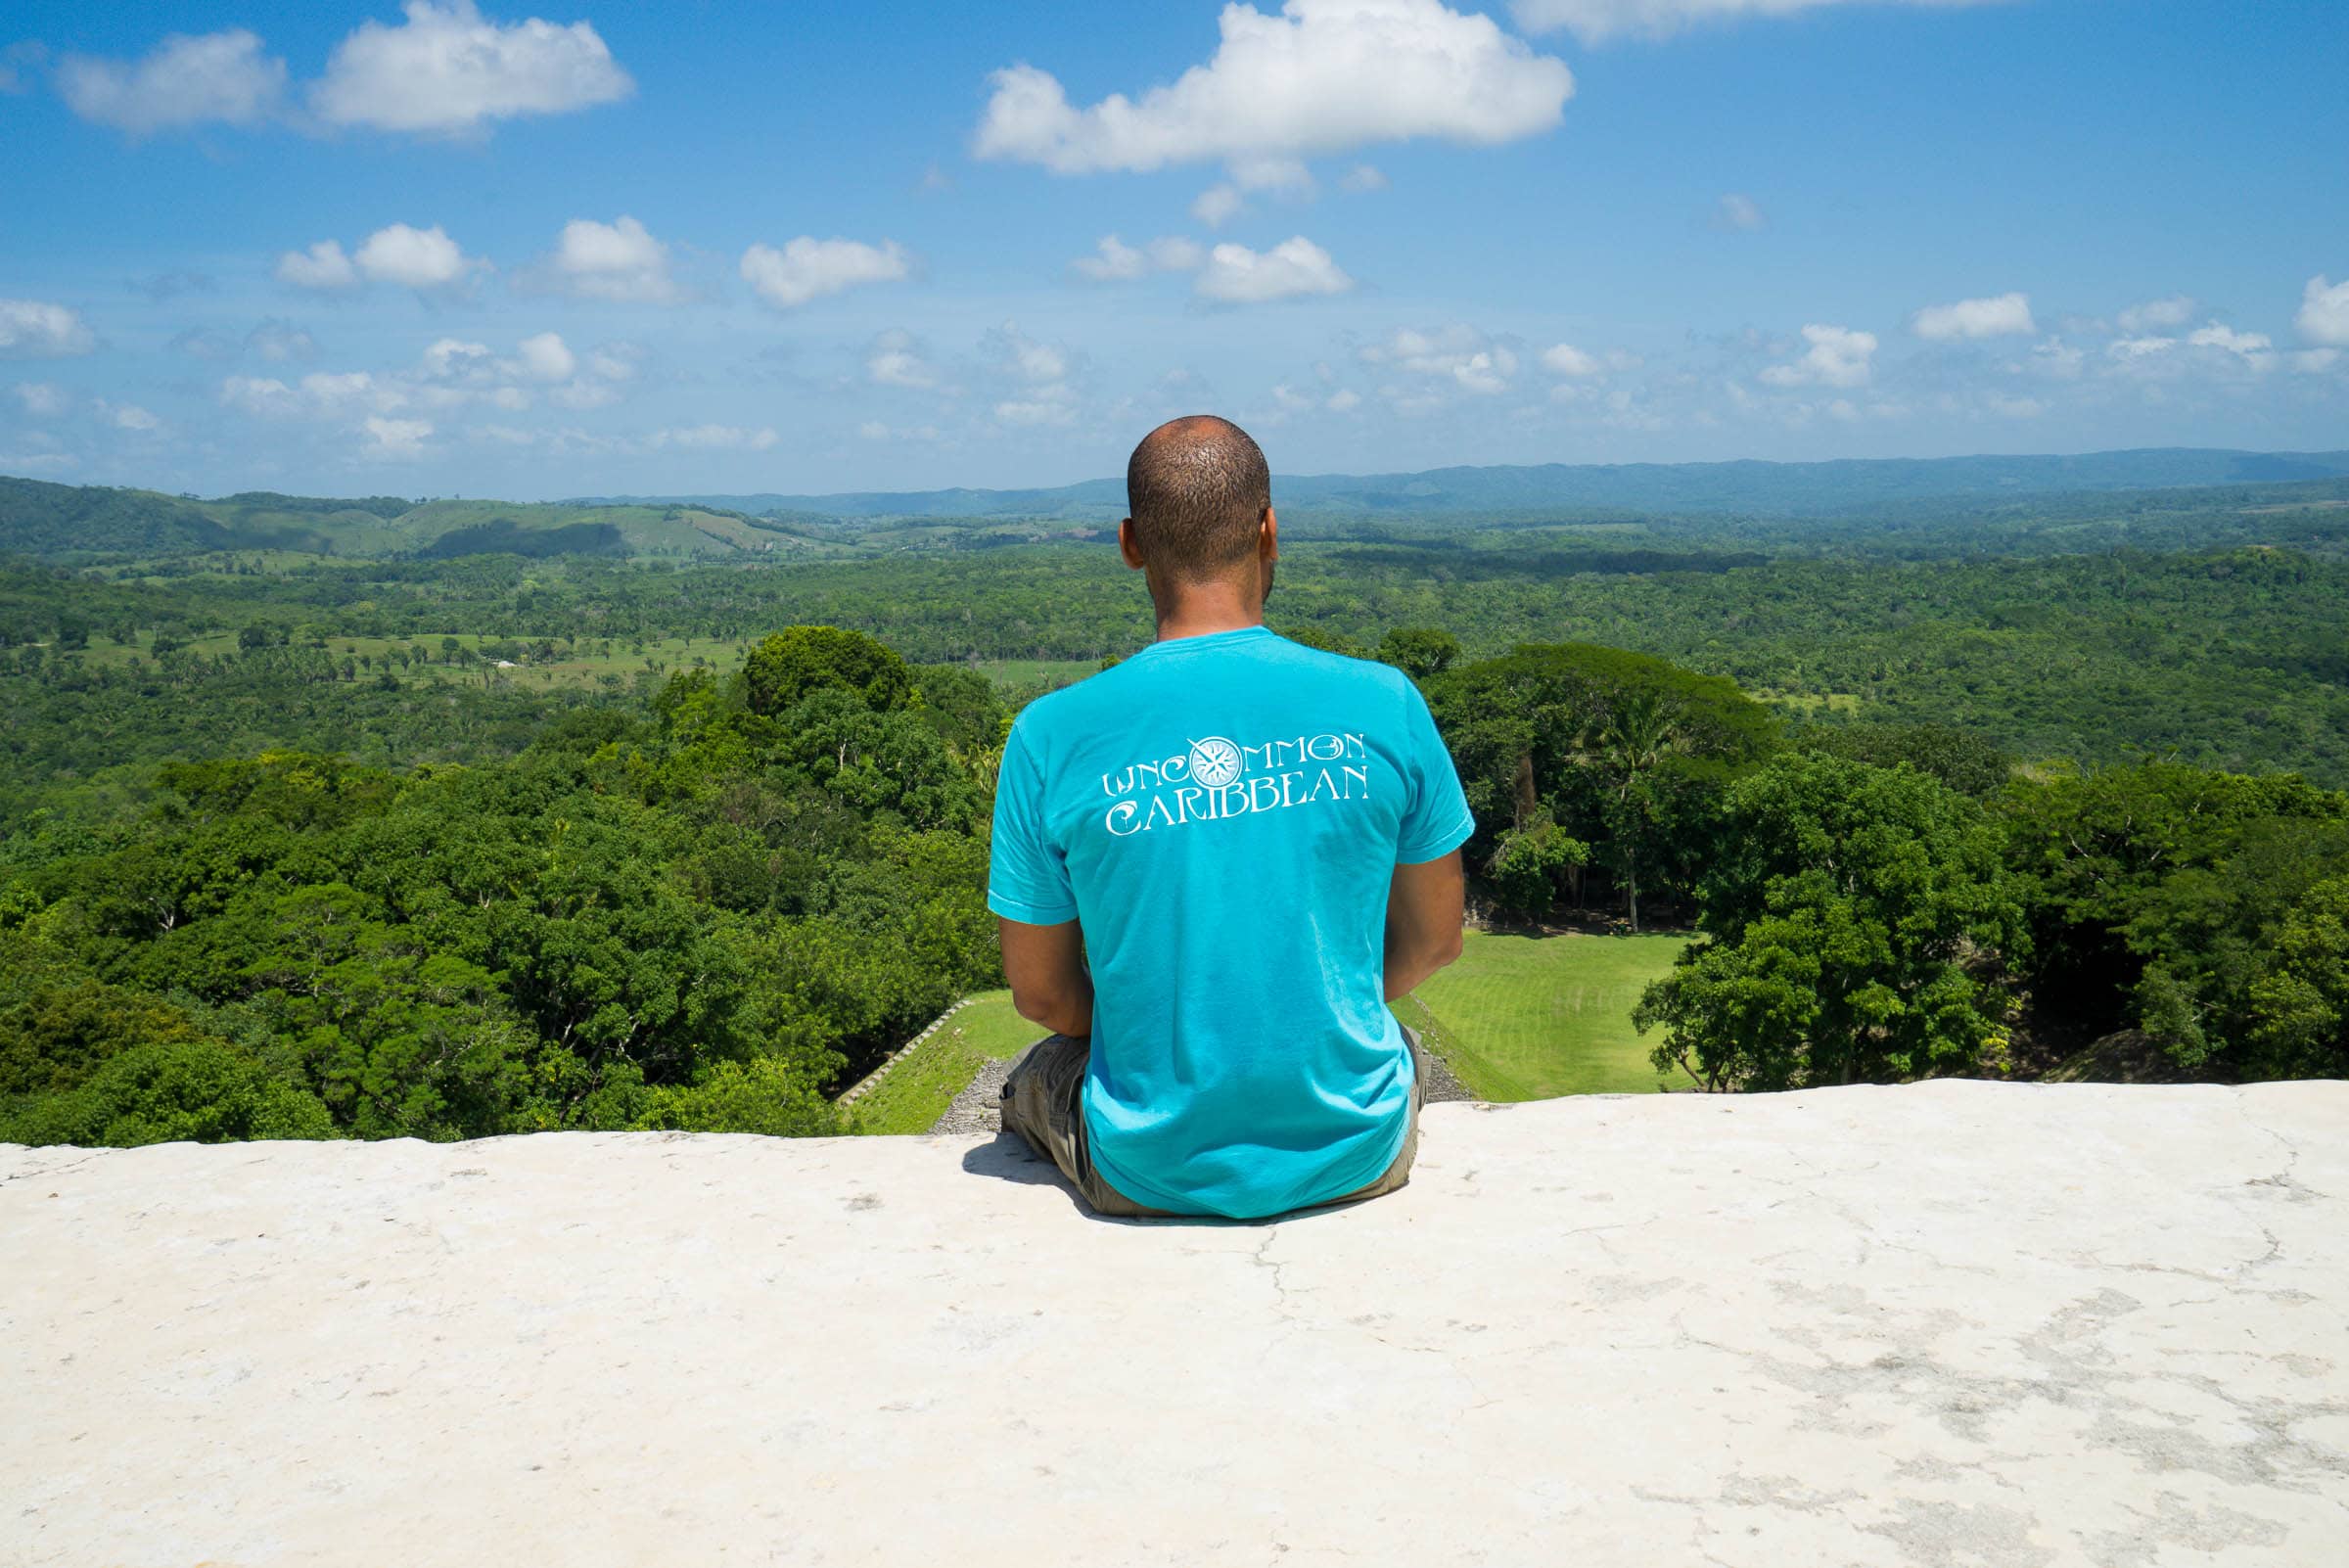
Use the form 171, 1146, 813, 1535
1101, 732, 1369, 838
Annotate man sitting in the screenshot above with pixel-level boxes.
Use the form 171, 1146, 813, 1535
990, 415, 1474, 1221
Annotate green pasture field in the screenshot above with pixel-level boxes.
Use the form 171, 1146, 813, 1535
846, 991, 1042, 1135
851, 929, 1693, 1134
1399, 930, 1696, 1098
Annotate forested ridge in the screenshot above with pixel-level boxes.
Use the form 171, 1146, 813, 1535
4, 467, 2348, 1146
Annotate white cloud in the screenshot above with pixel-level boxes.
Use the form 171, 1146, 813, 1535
1760, 323, 1876, 388
858, 420, 891, 440
511, 331, 576, 382
1911, 291, 2035, 342
1712, 193, 1767, 232
2297, 275, 2349, 346
2107, 335, 2176, 361
994, 397, 1076, 428
1195, 236, 1353, 303
220, 376, 305, 418
96, 399, 161, 432
1985, 393, 2046, 419
986, 323, 1072, 386
648, 425, 778, 451
1542, 343, 1604, 376
278, 224, 483, 291
354, 222, 480, 288
548, 215, 678, 302
361, 415, 433, 458
1339, 162, 1389, 192
57, 28, 287, 134
2116, 295, 2195, 333
276, 240, 359, 290
1367, 325, 1520, 393
2187, 322, 2272, 360
1071, 234, 1204, 282
12, 382, 69, 417
310, 1, 633, 135
1511, 0, 2015, 44
246, 319, 319, 362
1326, 388, 1361, 411
0, 300, 96, 359
866, 329, 941, 389
1191, 184, 1247, 228
740, 237, 910, 309
2292, 348, 2341, 374
974, 0, 1573, 177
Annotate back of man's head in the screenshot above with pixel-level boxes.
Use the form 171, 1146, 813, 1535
1126, 415, 1271, 581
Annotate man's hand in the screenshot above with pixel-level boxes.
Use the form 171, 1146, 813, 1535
1384, 851, 1466, 1000
999, 917, 1094, 1038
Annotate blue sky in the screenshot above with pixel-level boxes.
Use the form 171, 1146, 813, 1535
2, 0, 2344, 497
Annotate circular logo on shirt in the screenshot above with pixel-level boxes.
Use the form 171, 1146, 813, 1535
1187, 736, 1243, 788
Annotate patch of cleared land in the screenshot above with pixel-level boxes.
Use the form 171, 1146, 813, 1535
848, 992, 1039, 1135
1399, 930, 1694, 1098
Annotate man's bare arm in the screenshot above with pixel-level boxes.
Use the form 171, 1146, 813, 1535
1385, 851, 1466, 1000
999, 917, 1094, 1038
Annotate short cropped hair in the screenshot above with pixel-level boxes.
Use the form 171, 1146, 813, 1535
1126, 415, 1271, 579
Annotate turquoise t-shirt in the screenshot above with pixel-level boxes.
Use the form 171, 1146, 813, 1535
987, 625, 1475, 1219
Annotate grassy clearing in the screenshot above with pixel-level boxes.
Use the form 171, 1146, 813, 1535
846, 991, 1042, 1135
1401, 930, 1697, 1098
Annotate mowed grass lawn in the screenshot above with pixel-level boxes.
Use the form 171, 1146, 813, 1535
1398, 931, 1696, 1098
846, 991, 1040, 1135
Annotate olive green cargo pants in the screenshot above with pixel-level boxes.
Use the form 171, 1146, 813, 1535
997, 1029, 1427, 1220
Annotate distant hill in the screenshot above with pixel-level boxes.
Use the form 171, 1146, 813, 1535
575, 447, 2349, 522
8, 447, 2349, 563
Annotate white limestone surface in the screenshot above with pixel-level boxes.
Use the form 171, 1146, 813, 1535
3, 1082, 2345, 1567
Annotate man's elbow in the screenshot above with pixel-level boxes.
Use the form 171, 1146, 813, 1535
1011, 987, 1061, 1028
1427, 926, 1465, 972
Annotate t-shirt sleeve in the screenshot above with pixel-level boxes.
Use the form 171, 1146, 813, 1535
988, 717, 1079, 924
1395, 679, 1476, 865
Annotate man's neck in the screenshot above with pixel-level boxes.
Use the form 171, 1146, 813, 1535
1152, 579, 1265, 644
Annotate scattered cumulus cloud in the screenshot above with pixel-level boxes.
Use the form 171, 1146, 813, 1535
1760, 323, 1876, 388
1339, 163, 1389, 193
1195, 237, 1354, 303
2297, 275, 2349, 346
1911, 291, 2035, 341
1542, 343, 1604, 376
973, 0, 1574, 180
0, 300, 96, 360
546, 215, 679, 302
309, 1, 633, 135
247, 319, 318, 362
2186, 321, 2273, 365
54, 7, 629, 140
1071, 234, 1204, 282
277, 224, 484, 291
2116, 295, 2195, 333
1711, 193, 1767, 232
1366, 325, 1520, 393
362, 415, 433, 458
1510, 0, 2017, 44
96, 399, 161, 432
647, 424, 778, 451
1191, 184, 1248, 228
866, 329, 942, 390
356, 222, 482, 288
740, 237, 910, 309
57, 28, 288, 134
12, 382, 69, 417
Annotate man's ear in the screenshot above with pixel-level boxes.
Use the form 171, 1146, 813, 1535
1260, 506, 1279, 560
1118, 517, 1146, 571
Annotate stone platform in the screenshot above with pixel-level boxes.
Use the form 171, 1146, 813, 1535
4, 1081, 2345, 1566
